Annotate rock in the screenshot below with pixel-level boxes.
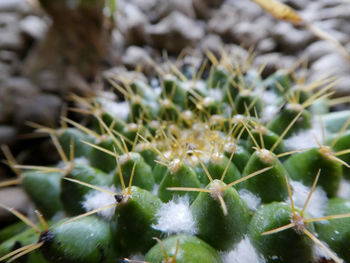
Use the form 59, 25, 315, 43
254, 53, 296, 77
155, 0, 196, 20
331, 75, 350, 96
199, 34, 223, 55
14, 94, 62, 129
0, 187, 31, 224
208, 6, 238, 42
102, 66, 147, 92
36, 70, 60, 93
122, 46, 153, 73
145, 11, 204, 53
0, 125, 17, 145
126, 0, 158, 14
311, 53, 350, 78
117, 3, 149, 45
303, 40, 337, 63
0, 0, 33, 16
0, 50, 19, 69
228, 0, 264, 19
0, 77, 38, 123
192, 0, 224, 20
0, 62, 11, 82
272, 23, 315, 52
1, 77, 38, 98
232, 20, 269, 48
317, 5, 350, 20
0, 12, 24, 51
20, 15, 48, 41
256, 38, 277, 53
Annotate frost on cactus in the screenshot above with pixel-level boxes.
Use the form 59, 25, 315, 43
2, 53, 350, 263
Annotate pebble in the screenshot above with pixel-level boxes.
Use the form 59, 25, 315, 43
20, 15, 48, 40
145, 11, 204, 53
303, 40, 337, 63
117, 3, 148, 45
14, 94, 62, 130
0, 187, 31, 224
155, 0, 196, 20
0, 125, 17, 145
272, 23, 315, 52
0, 0, 33, 15
199, 34, 223, 55
122, 46, 153, 73
0, 12, 23, 51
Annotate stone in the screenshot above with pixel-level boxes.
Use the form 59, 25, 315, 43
256, 38, 277, 53
117, 3, 149, 45
36, 70, 60, 93
122, 46, 152, 73
1, 77, 38, 98
254, 53, 296, 77
192, 0, 224, 20
0, 77, 38, 123
311, 53, 350, 78
303, 40, 337, 63
272, 23, 315, 52
14, 94, 62, 129
208, 6, 238, 42
0, 187, 32, 224
0, 0, 33, 15
0, 62, 11, 82
232, 20, 268, 48
332, 75, 350, 96
145, 11, 204, 53
0, 12, 24, 51
20, 15, 48, 41
155, 0, 196, 20
199, 34, 223, 55
0, 125, 17, 145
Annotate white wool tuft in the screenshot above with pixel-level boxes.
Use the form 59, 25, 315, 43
100, 98, 130, 120
152, 196, 197, 235
127, 253, 145, 261
152, 184, 159, 196
284, 118, 325, 150
73, 157, 89, 166
239, 189, 261, 211
262, 105, 279, 123
82, 186, 117, 220
221, 236, 265, 263
288, 180, 328, 218
337, 179, 350, 199
313, 243, 344, 263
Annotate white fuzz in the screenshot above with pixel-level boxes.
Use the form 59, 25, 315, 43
239, 189, 261, 211
73, 157, 89, 166
82, 186, 117, 220
152, 196, 197, 235
152, 184, 159, 196
284, 119, 325, 150
262, 105, 279, 123
100, 97, 130, 121
313, 243, 343, 263
221, 236, 264, 263
289, 180, 328, 218
127, 253, 145, 261
337, 179, 350, 199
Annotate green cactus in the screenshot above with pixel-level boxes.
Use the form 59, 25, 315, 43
2, 57, 350, 263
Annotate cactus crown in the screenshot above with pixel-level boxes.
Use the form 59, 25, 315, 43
2, 53, 350, 263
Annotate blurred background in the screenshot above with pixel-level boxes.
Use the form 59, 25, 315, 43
0, 0, 350, 223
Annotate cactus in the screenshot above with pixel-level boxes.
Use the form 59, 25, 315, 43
2, 55, 350, 263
